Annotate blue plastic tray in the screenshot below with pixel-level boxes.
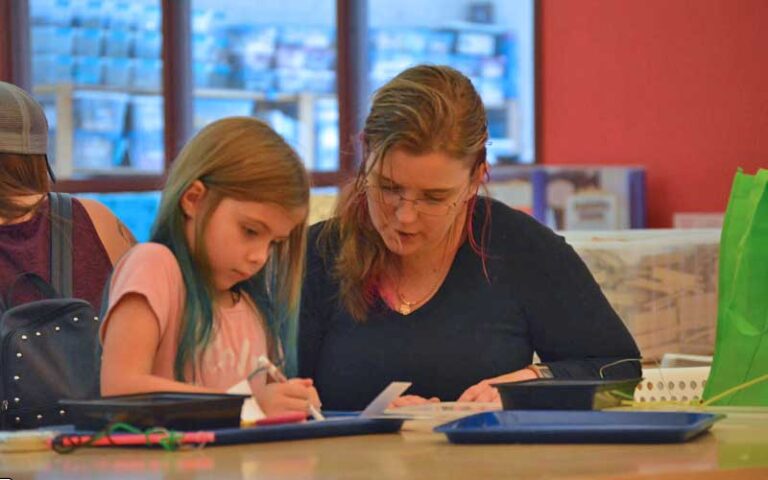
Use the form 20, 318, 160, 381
212, 413, 405, 445
434, 411, 723, 444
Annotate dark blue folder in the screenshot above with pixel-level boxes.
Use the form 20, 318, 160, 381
212, 414, 404, 445
434, 410, 723, 444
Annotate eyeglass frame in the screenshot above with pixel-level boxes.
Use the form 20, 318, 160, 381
362, 179, 474, 216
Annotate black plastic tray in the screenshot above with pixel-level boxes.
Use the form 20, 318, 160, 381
59, 392, 249, 430
494, 378, 642, 410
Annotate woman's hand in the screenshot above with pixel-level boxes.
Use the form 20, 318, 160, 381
256, 378, 322, 417
457, 368, 538, 403
389, 395, 440, 409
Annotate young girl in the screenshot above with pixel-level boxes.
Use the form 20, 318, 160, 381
100, 117, 320, 417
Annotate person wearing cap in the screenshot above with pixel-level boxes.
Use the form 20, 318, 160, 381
0, 81, 136, 310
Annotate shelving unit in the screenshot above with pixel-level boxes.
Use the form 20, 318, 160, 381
35, 81, 519, 179
34, 83, 336, 178
36, 83, 161, 178
25, 0, 535, 191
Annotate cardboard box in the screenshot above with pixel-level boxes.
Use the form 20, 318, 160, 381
488, 165, 646, 230
564, 229, 720, 361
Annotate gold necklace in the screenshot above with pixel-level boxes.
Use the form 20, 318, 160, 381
395, 268, 446, 315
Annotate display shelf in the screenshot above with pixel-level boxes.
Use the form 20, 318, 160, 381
33, 83, 336, 177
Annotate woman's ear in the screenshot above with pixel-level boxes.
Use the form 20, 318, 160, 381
180, 180, 207, 219
470, 161, 488, 194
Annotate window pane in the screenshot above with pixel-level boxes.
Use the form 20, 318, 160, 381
369, 0, 535, 164
29, 0, 165, 178
191, 1, 338, 172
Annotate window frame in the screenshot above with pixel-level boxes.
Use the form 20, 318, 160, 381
1, 0, 538, 193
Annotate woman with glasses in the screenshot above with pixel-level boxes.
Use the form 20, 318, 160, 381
298, 65, 641, 410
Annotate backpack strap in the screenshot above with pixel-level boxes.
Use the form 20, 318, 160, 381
48, 192, 74, 298
98, 270, 113, 320
4, 272, 60, 308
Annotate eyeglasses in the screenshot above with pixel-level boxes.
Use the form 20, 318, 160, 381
365, 183, 468, 216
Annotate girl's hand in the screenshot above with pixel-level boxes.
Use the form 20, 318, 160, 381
457, 368, 538, 403
256, 378, 321, 418
389, 394, 440, 409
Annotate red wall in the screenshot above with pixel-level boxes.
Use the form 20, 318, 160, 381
539, 0, 768, 227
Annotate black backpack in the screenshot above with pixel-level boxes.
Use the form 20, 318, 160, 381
0, 193, 102, 430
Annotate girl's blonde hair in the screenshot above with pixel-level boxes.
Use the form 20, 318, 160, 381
151, 117, 309, 379
322, 65, 489, 321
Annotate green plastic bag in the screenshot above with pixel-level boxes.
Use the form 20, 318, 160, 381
703, 168, 768, 405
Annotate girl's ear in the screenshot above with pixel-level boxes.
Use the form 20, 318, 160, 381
180, 180, 207, 219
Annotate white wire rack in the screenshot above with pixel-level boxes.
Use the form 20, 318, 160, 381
635, 366, 711, 402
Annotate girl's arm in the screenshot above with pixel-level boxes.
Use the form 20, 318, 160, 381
100, 293, 218, 396
101, 292, 321, 415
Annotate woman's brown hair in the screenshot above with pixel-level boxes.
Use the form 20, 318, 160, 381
0, 153, 50, 222
321, 65, 489, 321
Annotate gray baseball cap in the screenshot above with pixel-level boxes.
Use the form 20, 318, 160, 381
0, 81, 56, 181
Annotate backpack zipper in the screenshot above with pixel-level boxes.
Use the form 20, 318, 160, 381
1, 399, 7, 429
4, 301, 91, 330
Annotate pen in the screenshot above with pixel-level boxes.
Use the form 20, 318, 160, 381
255, 355, 326, 421
49, 431, 215, 448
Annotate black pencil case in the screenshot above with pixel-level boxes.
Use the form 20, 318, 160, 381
59, 392, 249, 430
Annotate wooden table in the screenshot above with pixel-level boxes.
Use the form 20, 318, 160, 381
2, 411, 767, 479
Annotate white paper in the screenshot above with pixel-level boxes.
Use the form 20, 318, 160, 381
227, 379, 265, 423
360, 381, 412, 418
229, 379, 413, 422
383, 401, 501, 420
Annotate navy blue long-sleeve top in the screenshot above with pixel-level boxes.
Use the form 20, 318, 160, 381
299, 198, 641, 411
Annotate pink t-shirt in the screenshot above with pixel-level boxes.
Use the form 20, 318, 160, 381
100, 243, 268, 392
